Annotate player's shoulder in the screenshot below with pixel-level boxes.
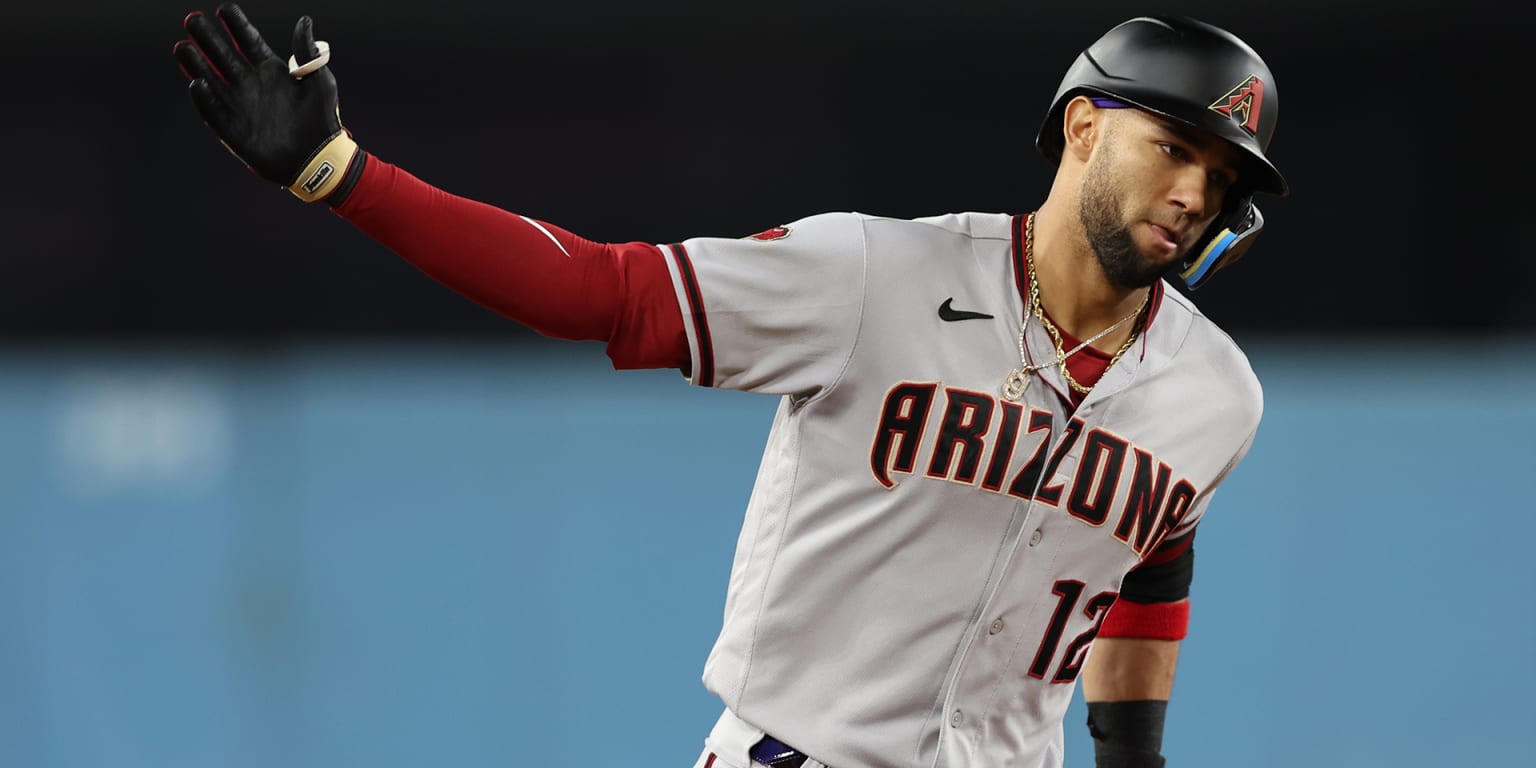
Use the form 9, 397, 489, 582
717, 211, 1013, 248
1152, 285, 1264, 414
691, 211, 868, 253
854, 211, 1015, 243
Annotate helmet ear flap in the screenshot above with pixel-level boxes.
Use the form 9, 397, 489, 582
1179, 196, 1262, 290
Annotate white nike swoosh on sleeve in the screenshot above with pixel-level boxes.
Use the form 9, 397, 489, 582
519, 215, 573, 258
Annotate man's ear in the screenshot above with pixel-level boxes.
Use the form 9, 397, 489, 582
1061, 95, 1100, 163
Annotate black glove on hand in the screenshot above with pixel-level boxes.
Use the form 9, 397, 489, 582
173, 3, 361, 203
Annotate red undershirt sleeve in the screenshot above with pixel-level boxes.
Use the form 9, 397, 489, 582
328, 152, 689, 371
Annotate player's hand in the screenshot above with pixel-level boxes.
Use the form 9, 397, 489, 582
173, 3, 359, 203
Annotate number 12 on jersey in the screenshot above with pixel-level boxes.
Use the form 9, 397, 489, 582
1027, 580, 1118, 684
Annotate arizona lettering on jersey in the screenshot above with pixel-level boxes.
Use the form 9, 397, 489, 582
658, 211, 1261, 768
869, 388, 1198, 561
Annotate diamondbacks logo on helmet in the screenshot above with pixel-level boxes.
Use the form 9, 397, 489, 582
747, 225, 792, 242
1209, 75, 1265, 138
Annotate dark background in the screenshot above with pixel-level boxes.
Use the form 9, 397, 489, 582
2, 6, 1534, 767
3, 0, 1529, 342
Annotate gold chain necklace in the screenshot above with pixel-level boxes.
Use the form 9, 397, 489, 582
1002, 212, 1150, 401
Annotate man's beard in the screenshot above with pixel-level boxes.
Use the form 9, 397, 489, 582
1078, 159, 1176, 289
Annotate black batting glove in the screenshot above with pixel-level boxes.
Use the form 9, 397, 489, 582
173, 3, 361, 203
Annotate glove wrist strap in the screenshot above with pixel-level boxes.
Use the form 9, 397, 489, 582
288, 132, 359, 203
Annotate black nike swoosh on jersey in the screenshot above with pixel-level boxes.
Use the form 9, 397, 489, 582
938, 298, 995, 321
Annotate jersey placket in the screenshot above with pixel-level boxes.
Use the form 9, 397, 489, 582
932, 402, 1088, 765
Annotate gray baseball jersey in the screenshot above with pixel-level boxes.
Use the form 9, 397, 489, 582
658, 210, 1262, 768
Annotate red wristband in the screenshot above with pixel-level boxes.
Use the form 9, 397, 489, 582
1097, 599, 1189, 641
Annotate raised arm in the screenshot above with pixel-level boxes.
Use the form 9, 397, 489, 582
172, 4, 687, 370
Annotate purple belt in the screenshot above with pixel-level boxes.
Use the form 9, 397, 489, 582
750, 735, 810, 768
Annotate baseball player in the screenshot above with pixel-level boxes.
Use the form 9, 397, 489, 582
172, 7, 1286, 767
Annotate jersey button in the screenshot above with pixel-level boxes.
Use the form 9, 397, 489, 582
950, 710, 965, 727
1028, 529, 1043, 546
989, 618, 1005, 635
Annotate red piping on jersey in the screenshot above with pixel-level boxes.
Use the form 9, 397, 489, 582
668, 243, 716, 387
1139, 279, 1165, 364
1010, 213, 1029, 322
1144, 279, 1165, 329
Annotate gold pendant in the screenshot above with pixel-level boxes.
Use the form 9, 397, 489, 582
1002, 368, 1030, 402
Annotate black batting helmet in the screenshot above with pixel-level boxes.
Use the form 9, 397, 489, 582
1036, 16, 1288, 289
1036, 15, 1287, 196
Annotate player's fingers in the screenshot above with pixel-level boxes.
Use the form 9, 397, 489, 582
187, 77, 237, 134
216, 3, 278, 65
183, 10, 248, 82
172, 39, 219, 84
290, 15, 323, 67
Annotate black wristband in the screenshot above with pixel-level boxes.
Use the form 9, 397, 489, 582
1087, 700, 1168, 768
326, 148, 368, 208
